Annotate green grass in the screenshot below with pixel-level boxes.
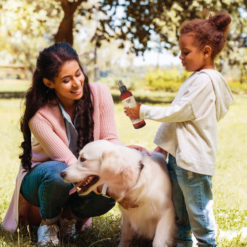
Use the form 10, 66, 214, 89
0, 80, 30, 92
0, 94, 247, 246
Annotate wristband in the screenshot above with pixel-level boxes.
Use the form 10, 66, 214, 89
101, 184, 110, 198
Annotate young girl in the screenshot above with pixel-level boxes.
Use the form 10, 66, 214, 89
2, 43, 121, 246
125, 13, 233, 247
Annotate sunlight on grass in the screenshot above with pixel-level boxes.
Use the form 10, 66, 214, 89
214, 95, 247, 211
0, 80, 31, 92
0, 99, 25, 222
115, 103, 162, 150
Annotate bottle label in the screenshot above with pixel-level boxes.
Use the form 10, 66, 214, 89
122, 96, 143, 125
131, 118, 144, 125
122, 96, 136, 108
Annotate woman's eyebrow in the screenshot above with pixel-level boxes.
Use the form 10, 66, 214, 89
61, 75, 71, 80
61, 68, 81, 79
75, 68, 81, 73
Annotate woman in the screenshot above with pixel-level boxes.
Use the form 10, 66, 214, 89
2, 42, 121, 246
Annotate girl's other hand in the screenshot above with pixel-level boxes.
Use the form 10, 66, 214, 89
154, 146, 168, 159
124, 103, 141, 120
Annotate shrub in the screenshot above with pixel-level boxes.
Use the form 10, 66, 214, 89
228, 81, 247, 94
145, 68, 191, 92
145, 68, 247, 95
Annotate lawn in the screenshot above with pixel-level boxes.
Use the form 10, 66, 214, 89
0, 80, 30, 92
0, 93, 247, 246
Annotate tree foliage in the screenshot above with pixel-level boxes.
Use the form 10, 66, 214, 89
0, 0, 247, 78
0, 0, 62, 71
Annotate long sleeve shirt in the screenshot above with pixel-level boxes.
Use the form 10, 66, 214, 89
140, 69, 233, 176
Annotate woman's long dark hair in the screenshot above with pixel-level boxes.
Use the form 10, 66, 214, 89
20, 43, 94, 171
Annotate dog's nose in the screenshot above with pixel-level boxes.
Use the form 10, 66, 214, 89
60, 171, 66, 178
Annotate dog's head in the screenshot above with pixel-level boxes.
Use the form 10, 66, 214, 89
60, 140, 143, 198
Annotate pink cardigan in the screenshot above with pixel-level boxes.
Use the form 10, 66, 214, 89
2, 83, 121, 232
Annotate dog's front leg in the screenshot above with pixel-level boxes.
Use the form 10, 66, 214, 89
152, 206, 176, 247
118, 214, 134, 247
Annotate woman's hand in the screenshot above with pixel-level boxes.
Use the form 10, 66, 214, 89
128, 144, 150, 156
154, 146, 168, 159
124, 103, 141, 120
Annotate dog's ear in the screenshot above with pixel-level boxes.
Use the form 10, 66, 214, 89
101, 150, 122, 176
101, 150, 137, 188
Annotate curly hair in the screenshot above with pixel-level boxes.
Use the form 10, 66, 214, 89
180, 12, 231, 58
20, 43, 94, 171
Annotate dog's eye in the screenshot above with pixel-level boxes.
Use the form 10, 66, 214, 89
80, 157, 86, 162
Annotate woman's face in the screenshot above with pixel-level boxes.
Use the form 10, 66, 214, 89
50, 60, 85, 107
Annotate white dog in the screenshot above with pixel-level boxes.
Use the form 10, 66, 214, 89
61, 140, 176, 247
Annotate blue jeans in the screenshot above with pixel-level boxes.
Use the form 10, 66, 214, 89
167, 155, 217, 247
21, 161, 115, 223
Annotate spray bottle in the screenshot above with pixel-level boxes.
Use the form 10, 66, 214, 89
118, 80, 146, 129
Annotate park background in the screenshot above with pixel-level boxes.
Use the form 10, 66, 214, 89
0, 0, 247, 246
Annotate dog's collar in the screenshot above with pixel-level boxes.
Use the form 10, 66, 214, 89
101, 183, 111, 198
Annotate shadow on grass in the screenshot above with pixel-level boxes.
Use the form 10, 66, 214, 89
0, 214, 152, 247
0, 92, 26, 99
112, 94, 174, 104
2, 209, 247, 246
0, 91, 175, 105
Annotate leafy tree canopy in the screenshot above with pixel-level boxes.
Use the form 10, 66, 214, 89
0, 0, 247, 77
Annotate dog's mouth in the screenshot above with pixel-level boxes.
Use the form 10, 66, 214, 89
69, 175, 99, 196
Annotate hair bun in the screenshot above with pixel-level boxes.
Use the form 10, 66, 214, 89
209, 12, 231, 32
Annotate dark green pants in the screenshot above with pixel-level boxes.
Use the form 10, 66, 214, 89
21, 161, 115, 221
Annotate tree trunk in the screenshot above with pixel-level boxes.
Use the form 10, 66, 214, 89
54, 0, 83, 45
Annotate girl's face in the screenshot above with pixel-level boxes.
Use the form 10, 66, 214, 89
49, 60, 85, 107
179, 33, 213, 72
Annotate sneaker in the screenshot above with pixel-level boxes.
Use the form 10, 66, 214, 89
177, 241, 193, 247
37, 224, 59, 246
81, 218, 92, 231
59, 217, 77, 239
59, 217, 92, 239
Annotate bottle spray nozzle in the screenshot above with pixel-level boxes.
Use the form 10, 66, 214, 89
118, 80, 127, 93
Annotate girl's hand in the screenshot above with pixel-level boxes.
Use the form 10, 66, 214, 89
128, 145, 150, 156
154, 146, 168, 159
124, 103, 141, 120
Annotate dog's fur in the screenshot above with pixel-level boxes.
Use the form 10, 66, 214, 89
61, 140, 176, 247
